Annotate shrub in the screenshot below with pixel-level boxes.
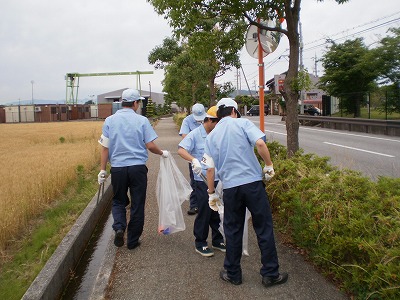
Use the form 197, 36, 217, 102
265, 142, 400, 299
173, 113, 186, 129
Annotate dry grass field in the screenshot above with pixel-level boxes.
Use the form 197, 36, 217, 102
0, 121, 103, 251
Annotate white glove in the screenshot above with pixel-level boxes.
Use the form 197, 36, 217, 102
191, 158, 202, 176
161, 150, 169, 158
98, 170, 107, 184
263, 164, 275, 181
208, 193, 221, 211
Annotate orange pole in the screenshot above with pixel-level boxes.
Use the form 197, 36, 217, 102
257, 21, 265, 132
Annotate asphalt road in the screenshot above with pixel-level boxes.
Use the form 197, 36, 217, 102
105, 116, 349, 300
248, 115, 400, 180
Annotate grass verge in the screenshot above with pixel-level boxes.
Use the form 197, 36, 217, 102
0, 165, 99, 300
264, 142, 400, 300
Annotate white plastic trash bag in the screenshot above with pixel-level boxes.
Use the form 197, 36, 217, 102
156, 154, 192, 235
242, 209, 251, 256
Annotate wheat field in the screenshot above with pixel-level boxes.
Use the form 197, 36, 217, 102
0, 121, 103, 251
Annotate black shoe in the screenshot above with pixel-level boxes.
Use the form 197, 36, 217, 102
195, 246, 214, 257
219, 269, 242, 285
114, 229, 124, 247
127, 241, 141, 250
262, 272, 289, 288
187, 207, 198, 215
212, 242, 226, 253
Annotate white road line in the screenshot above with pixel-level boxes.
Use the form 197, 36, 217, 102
265, 130, 287, 136
299, 125, 400, 143
324, 142, 395, 158
264, 122, 400, 143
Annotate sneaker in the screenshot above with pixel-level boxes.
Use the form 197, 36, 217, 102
212, 242, 226, 252
187, 207, 198, 215
114, 229, 124, 247
195, 246, 214, 257
262, 272, 289, 288
220, 269, 242, 285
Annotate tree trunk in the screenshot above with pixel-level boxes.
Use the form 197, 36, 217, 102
209, 77, 216, 106
355, 95, 361, 117
281, 0, 301, 157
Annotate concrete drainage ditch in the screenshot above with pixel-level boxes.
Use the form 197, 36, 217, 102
22, 178, 114, 300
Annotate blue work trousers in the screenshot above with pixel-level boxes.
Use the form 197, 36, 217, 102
223, 181, 279, 281
194, 180, 224, 248
111, 165, 147, 248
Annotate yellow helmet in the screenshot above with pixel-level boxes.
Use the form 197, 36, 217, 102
206, 106, 218, 118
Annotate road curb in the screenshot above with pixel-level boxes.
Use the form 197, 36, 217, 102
22, 179, 113, 300
89, 227, 117, 300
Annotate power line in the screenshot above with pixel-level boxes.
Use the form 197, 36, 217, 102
228, 12, 400, 85
304, 11, 400, 47
304, 17, 400, 53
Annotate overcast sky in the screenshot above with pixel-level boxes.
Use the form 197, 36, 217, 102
0, 0, 399, 104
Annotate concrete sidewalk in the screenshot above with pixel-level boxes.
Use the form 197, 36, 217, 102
99, 117, 349, 300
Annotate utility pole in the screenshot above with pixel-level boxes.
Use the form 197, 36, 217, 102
31, 80, 34, 104
257, 18, 265, 132
238, 69, 241, 93
235, 68, 240, 96
241, 66, 253, 98
313, 53, 318, 77
149, 81, 151, 98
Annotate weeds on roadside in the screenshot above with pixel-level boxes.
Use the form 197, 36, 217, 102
265, 141, 400, 300
0, 165, 99, 300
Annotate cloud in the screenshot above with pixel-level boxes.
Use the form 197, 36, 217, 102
0, 0, 398, 104
0, 0, 172, 103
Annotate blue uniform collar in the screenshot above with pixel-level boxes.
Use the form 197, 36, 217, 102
199, 124, 207, 137
216, 116, 232, 126
116, 108, 136, 114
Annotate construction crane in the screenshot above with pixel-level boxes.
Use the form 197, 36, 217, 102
65, 71, 153, 104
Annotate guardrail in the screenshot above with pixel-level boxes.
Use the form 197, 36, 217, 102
297, 115, 400, 137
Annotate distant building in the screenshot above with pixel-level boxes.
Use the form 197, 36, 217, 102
97, 89, 165, 105
0, 105, 5, 123
95, 88, 167, 119
267, 72, 325, 107
265, 72, 329, 115
97, 88, 127, 104
3, 104, 90, 123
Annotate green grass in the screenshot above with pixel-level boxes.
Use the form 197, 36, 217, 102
0, 165, 99, 300
332, 107, 400, 120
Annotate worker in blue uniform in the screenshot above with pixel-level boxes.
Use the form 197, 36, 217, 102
98, 88, 169, 250
202, 98, 288, 287
179, 103, 207, 215
178, 106, 225, 257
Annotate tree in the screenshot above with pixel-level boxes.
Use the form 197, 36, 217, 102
235, 94, 256, 110
163, 50, 211, 111
373, 28, 400, 114
186, 25, 244, 104
148, 37, 183, 69
215, 82, 235, 100
319, 38, 379, 117
149, 38, 213, 111
149, 0, 350, 157
373, 28, 400, 86
148, 26, 244, 107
